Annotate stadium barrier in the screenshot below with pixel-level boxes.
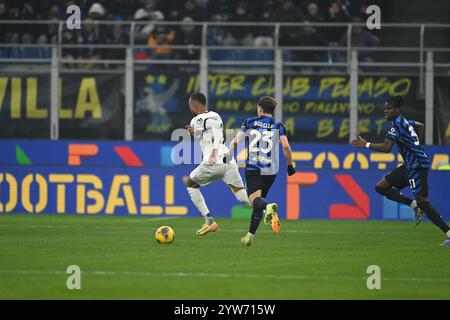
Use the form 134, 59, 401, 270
1, 140, 449, 220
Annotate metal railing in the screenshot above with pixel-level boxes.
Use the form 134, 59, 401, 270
0, 20, 449, 143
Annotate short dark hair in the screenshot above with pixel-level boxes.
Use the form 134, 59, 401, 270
258, 96, 277, 114
387, 95, 405, 109
190, 92, 206, 105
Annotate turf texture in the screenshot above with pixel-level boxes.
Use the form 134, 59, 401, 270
0, 214, 449, 299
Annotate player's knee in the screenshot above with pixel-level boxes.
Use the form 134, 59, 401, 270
253, 197, 266, 210
417, 201, 431, 211
415, 196, 427, 204
375, 185, 387, 196
184, 176, 198, 188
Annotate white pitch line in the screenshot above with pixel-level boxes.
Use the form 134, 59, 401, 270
0, 224, 426, 236
0, 269, 449, 284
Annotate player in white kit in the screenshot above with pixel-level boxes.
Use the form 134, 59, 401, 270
184, 92, 250, 235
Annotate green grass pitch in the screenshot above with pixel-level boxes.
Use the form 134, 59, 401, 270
0, 214, 449, 299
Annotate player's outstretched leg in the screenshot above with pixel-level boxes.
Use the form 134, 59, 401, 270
375, 178, 423, 227
184, 177, 218, 236
225, 163, 251, 206
417, 201, 450, 246
241, 207, 264, 246
241, 195, 279, 246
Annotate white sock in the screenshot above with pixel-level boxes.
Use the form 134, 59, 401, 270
247, 232, 254, 237
446, 230, 450, 237
234, 188, 250, 205
187, 187, 210, 221
411, 200, 417, 209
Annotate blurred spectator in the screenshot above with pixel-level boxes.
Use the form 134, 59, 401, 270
335, 0, 352, 20
339, 17, 380, 62
108, 17, 129, 60
356, 2, 371, 22
224, 2, 254, 46
273, 0, 305, 22
61, 27, 79, 68
77, 18, 108, 68
133, 8, 166, 43
181, 0, 204, 21
147, 13, 175, 59
144, 0, 164, 24
207, 0, 232, 21
6, 1, 37, 44
134, 8, 153, 44
292, 22, 329, 62
88, 3, 111, 39
173, 17, 201, 60
0, 0, 385, 63
254, 8, 274, 47
273, 0, 305, 45
37, 4, 61, 45
323, 2, 349, 43
134, 9, 166, 59
88, 2, 106, 19
305, 3, 324, 23
205, 0, 230, 47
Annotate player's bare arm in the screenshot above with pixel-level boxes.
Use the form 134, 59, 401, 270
208, 148, 218, 165
351, 135, 394, 153
185, 125, 194, 136
280, 135, 296, 176
228, 130, 244, 160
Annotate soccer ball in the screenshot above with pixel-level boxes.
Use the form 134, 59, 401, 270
155, 226, 175, 244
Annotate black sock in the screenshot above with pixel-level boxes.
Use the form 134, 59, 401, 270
375, 186, 414, 206
249, 207, 264, 234
418, 201, 450, 234
253, 197, 269, 211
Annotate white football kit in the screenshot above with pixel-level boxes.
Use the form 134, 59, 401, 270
189, 111, 244, 187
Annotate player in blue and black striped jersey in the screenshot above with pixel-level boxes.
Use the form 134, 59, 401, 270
229, 96, 296, 246
351, 96, 450, 247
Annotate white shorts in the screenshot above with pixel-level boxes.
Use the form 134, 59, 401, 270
189, 162, 245, 187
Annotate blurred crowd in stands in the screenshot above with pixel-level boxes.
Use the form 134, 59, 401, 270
0, 0, 381, 65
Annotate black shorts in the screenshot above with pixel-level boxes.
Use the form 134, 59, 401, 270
245, 171, 277, 198
385, 165, 429, 197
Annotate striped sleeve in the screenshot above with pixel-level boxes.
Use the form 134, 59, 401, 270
240, 119, 249, 132
276, 122, 287, 137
